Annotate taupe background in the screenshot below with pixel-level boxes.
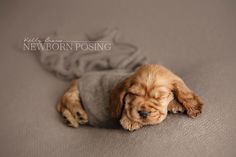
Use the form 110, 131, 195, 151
0, 0, 236, 157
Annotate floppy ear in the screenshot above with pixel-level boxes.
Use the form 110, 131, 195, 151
110, 80, 127, 119
171, 80, 203, 118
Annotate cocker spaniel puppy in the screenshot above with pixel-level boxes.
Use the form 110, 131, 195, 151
57, 64, 203, 131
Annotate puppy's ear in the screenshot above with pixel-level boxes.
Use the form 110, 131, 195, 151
110, 80, 128, 119
171, 80, 203, 118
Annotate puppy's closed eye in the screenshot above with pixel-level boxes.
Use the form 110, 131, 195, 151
127, 92, 141, 97
128, 84, 146, 97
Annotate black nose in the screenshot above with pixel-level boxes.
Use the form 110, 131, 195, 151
138, 111, 149, 118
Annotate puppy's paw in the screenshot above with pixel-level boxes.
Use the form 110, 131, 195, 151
168, 99, 185, 113
57, 100, 88, 128
120, 116, 142, 131
75, 111, 88, 125
62, 109, 79, 128
184, 95, 203, 118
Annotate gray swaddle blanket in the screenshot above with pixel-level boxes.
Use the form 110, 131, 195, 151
79, 70, 131, 128
37, 28, 147, 127
38, 28, 147, 81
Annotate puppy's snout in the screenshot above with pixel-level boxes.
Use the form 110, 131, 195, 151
138, 111, 149, 118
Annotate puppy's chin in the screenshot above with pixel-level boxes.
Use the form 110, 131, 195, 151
119, 111, 168, 131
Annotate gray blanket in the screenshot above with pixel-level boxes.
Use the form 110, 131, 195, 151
38, 29, 147, 80
79, 70, 130, 127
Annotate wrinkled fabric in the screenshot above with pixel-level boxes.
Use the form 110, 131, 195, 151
78, 70, 130, 128
38, 29, 147, 80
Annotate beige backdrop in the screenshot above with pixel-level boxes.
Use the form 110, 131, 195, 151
0, 0, 236, 157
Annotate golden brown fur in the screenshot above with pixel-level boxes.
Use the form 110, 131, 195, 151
57, 64, 203, 131
57, 80, 88, 127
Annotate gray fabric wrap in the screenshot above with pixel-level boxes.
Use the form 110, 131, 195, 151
78, 70, 130, 128
38, 29, 147, 81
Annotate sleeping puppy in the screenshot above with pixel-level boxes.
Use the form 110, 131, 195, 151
57, 64, 203, 131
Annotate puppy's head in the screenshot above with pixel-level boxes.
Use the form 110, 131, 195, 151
110, 65, 174, 128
